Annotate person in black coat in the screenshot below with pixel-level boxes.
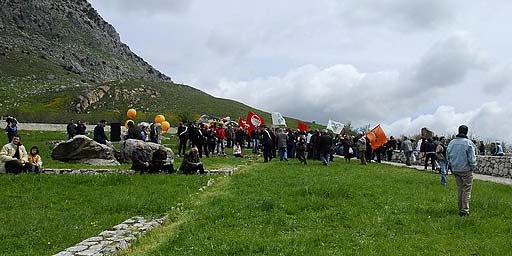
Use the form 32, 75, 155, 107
127, 121, 143, 140
177, 122, 188, 157
260, 126, 273, 162
66, 119, 77, 139
318, 130, 333, 166
93, 120, 108, 145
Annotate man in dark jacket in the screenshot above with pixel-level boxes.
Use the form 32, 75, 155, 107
386, 136, 397, 161
127, 121, 143, 140
66, 119, 77, 139
261, 126, 273, 163
424, 138, 437, 170
93, 120, 108, 145
318, 130, 333, 166
177, 122, 188, 157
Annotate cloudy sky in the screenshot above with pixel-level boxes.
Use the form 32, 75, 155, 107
88, 0, 512, 142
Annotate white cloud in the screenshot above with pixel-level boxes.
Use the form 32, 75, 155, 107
382, 102, 512, 143
212, 34, 492, 125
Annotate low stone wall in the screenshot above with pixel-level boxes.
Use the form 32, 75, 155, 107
54, 216, 166, 256
390, 151, 512, 178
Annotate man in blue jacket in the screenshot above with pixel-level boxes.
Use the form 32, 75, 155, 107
447, 125, 477, 216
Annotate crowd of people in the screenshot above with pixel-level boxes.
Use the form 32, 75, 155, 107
0, 116, 499, 216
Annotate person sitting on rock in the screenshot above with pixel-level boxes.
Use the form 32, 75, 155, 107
94, 120, 109, 145
131, 142, 152, 173
179, 146, 205, 175
0, 135, 29, 174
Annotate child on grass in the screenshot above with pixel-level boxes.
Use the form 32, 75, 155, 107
28, 146, 42, 173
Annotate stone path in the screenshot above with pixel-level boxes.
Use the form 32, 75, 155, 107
382, 161, 512, 186
53, 216, 167, 256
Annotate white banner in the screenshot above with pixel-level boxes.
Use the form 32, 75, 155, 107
271, 112, 287, 126
326, 120, 344, 134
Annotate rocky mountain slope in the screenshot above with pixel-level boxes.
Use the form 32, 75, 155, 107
0, 0, 317, 128
0, 0, 169, 82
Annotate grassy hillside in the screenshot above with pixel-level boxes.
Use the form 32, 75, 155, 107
0, 51, 321, 129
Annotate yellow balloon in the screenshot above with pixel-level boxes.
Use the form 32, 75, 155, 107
161, 121, 171, 131
155, 115, 165, 124
127, 109, 137, 119
125, 119, 134, 128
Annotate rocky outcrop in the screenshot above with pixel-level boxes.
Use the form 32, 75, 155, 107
120, 139, 174, 164
51, 135, 120, 165
74, 83, 161, 113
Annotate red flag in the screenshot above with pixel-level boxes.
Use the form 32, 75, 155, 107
297, 121, 308, 132
366, 125, 388, 150
246, 111, 265, 132
238, 117, 251, 134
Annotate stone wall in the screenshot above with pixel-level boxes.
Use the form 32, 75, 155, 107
390, 151, 512, 178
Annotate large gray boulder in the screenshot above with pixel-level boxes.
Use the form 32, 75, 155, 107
52, 135, 120, 165
120, 139, 174, 164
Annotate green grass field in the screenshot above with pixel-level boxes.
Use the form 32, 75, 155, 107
1, 132, 512, 255
124, 161, 512, 256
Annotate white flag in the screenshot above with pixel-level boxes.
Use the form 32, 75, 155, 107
271, 112, 287, 126
326, 120, 344, 134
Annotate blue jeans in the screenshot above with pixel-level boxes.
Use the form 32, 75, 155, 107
252, 138, 259, 153
279, 147, 288, 161
439, 159, 448, 185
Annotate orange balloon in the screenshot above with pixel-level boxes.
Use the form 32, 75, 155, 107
127, 109, 137, 119
161, 121, 170, 131
125, 119, 134, 128
154, 115, 165, 124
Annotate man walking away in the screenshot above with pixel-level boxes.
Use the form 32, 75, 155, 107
436, 137, 448, 186
261, 126, 273, 162
447, 125, 477, 216
276, 128, 288, 161
319, 130, 333, 166
357, 133, 367, 165
401, 137, 413, 166
424, 138, 437, 170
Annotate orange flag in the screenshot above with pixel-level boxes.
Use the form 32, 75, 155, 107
366, 125, 388, 150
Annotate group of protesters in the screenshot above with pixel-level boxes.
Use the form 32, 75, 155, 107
0, 115, 495, 216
